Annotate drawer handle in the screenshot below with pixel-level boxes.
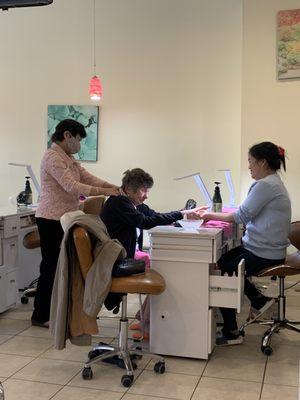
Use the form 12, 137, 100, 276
10, 244, 16, 248
10, 279, 15, 283
210, 287, 237, 293
12, 226, 17, 230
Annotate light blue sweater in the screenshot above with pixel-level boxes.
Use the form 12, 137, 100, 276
234, 173, 291, 260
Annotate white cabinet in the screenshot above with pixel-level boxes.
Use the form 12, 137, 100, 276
0, 207, 38, 313
149, 225, 244, 359
0, 266, 18, 313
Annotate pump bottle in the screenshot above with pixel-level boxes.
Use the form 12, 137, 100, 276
212, 181, 222, 212
24, 176, 33, 205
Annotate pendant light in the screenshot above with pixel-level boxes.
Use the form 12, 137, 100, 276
89, 0, 102, 101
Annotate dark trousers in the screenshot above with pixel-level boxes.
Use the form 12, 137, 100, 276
218, 246, 285, 334
31, 218, 64, 323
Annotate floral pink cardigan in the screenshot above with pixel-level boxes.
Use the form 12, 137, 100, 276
35, 143, 106, 220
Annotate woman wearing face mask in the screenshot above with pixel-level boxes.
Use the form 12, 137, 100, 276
32, 119, 120, 327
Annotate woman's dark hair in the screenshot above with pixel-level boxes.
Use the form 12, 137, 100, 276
51, 119, 87, 143
249, 141, 286, 171
121, 168, 154, 191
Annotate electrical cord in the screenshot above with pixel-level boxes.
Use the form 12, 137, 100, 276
285, 280, 300, 290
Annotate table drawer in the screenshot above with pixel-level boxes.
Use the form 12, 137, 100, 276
3, 216, 20, 238
151, 245, 213, 263
209, 259, 244, 312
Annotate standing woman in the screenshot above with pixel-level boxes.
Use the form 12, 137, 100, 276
201, 142, 291, 345
32, 119, 120, 327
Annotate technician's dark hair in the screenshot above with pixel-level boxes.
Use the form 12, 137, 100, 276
249, 141, 286, 171
51, 119, 87, 143
121, 168, 154, 192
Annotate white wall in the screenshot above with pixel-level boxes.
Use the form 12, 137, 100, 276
242, 0, 300, 220
0, 0, 242, 211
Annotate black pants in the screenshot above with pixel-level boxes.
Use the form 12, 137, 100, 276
31, 218, 64, 323
218, 245, 285, 334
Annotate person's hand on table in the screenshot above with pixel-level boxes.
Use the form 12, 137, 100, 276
182, 206, 208, 220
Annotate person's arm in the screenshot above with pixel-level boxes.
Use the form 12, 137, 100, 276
111, 197, 183, 230
233, 180, 274, 225
78, 164, 120, 195
201, 211, 235, 223
45, 151, 119, 197
201, 180, 274, 224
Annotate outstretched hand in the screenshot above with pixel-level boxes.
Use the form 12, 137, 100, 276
182, 205, 209, 220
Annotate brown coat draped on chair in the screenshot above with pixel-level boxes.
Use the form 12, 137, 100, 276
50, 213, 126, 350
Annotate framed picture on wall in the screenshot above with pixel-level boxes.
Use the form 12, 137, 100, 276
277, 9, 300, 80
47, 105, 99, 162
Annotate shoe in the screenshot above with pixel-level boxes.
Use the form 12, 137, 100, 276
216, 330, 243, 346
132, 332, 149, 341
31, 320, 49, 328
247, 298, 275, 322
129, 323, 141, 331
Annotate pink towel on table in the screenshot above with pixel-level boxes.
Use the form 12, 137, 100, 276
135, 250, 151, 269
202, 220, 233, 238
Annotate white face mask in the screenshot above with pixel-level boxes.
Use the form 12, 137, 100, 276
67, 136, 81, 154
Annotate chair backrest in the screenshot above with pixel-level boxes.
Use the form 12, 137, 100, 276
82, 195, 106, 216
289, 221, 300, 250
73, 226, 93, 279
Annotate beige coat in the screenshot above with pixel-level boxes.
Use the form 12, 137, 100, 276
50, 214, 126, 350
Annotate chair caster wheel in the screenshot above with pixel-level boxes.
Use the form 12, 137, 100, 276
154, 361, 165, 374
21, 296, 29, 304
82, 367, 93, 380
121, 374, 134, 387
88, 349, 101, 360
239, 329, 245, 337
261, 345, 273, 356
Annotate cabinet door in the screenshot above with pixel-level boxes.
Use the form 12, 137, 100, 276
3, 237, 18, 267
0, 238, 3, 266
5, 269, 18, 308
0, 268, 7, 313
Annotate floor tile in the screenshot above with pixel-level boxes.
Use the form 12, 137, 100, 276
203, 355, 266, 382
264, 360, 299, 386
128, 370, 199, 399
211, 341, 266, 362
41, 342, 94, 362
266, 344, 300, 364
261, 383, 299, 400
98, 317, 120, 328
123, 395, 171, 400
0, 353, 34, 377
52, 385, 122, 400
12, 358, 82, 385
19, 326, 52, 339
3, 378, 62, 400
0, 334, 13, 345
0, 309, 33, 321
0, 318, 31, 334
147, 356, 207, 376
0, 336, 53, 357
191, 377, 261, 400
67, 363, 134, 393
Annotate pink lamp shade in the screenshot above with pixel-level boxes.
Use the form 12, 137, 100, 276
89, 75, 102, 101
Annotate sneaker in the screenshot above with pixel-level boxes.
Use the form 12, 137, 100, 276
247, 298, 275, 322
216, 331, 244, 346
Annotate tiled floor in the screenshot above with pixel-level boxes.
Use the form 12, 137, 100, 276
0, 279, 299, 400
